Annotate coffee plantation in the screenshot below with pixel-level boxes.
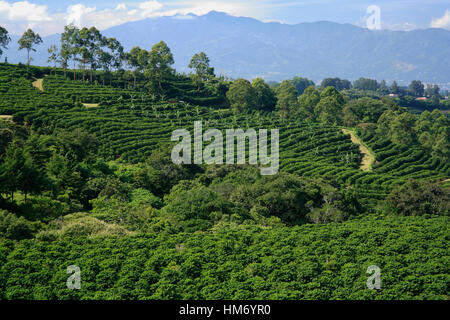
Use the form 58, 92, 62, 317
0, 57, 448, 301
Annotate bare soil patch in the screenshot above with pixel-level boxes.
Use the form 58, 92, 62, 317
83, 103, 99, 108
32, 78, 44, 91
342, 129, 375, 172
0, 115, 13, 121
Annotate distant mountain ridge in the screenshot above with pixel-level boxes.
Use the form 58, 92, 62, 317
3, 11, 450, 84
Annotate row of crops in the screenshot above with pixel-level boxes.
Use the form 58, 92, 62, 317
42, 74, 226, 107
43, 75, 138, 104
1, 64, 448, 209
0, 66, 74, 115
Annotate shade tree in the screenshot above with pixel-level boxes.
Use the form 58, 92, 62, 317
18, 28, 43, 73
353, 77, 379, 91
189, 52, 215, 91
276, 80, 298, 118
0, 141, 45, 202
226, 78, 257, 113
47, 45, 59, 75
390, 81, 401, 94
251, 78, 277, 111
147, 41, 174, 90
58, 42, 71, 77
321, 78, 352, 90
425, 84, 440, 97
314, 87, 345, 124
376, 110, 417, 146
0, 26, 11, 60
80, 27, 103, 83
99, 37, 125, 85
61, 24, 81, 80
290, 77, 315, 96
409, 80, 425, 97
126, 46, 149, 87
297, 86, 320, 121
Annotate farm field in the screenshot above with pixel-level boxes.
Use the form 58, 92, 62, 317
0, 61, 449, 300
1, 65, 448, 207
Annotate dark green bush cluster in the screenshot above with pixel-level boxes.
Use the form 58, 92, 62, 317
0, 216, 448, 300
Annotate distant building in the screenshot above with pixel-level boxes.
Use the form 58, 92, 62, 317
415, 97, 427, 101
388, 93, 398, 97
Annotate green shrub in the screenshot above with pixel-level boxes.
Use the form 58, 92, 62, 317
0, 210, 33, 240
383, 179, 449, 216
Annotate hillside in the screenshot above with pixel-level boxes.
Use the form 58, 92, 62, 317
0, 63, 449, 300
3, 11, 450, 84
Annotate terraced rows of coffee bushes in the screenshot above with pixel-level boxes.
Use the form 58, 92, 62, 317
42, 75, 138, 104
1, 64, 448, 209
0, 66, 74, 115
42, 74, 226, 107
355, 128, 449, 184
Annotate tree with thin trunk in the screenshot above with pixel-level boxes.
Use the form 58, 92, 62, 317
189, 52, 214, 91
107, 37, 124, 82
0, 26, 11, 61
0, 141, 24, 201
82, 27, 103, 83
47, 45, 58, 75
99, 37, 124, 86
126, 46, 148, 88
61, 24, 80, 81
18, 28, 43, 74
79, 46, 89, 82
78, 27, 91, 82
148, 41, 174, 90
99, 49, 112, 86
409, 80, 425, 97
58, 42, 70, 78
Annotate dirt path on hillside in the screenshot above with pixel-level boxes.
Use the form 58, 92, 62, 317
342, 129, 375, 172
83, 103, 99, 108
0, 115, 13, 121
32, 78, 44, 91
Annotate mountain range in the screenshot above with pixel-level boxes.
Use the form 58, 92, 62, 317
3, 11, 450, 84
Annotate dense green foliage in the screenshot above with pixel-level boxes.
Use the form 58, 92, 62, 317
0, 216, 448, 300
0, 59, 448, 301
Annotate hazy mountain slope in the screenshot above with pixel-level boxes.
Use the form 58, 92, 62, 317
3, 11, 450, 83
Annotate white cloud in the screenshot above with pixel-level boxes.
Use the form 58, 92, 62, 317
66, 4, 96, 28
115, 3, 126, 11
430, 10, 450, 30
0, 1, 50, 22
139, 1, 163, 15
0, 0, 266, 35
61, 1, 165, 31
0, 1, 54, 34
0, 1, 167, 35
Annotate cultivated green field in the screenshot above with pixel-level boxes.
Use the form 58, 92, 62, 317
0, 63, 448, 300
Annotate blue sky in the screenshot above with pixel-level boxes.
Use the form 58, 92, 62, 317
1, 0, 449, 35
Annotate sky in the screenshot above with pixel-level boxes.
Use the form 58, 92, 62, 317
0, 0, 449, 36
